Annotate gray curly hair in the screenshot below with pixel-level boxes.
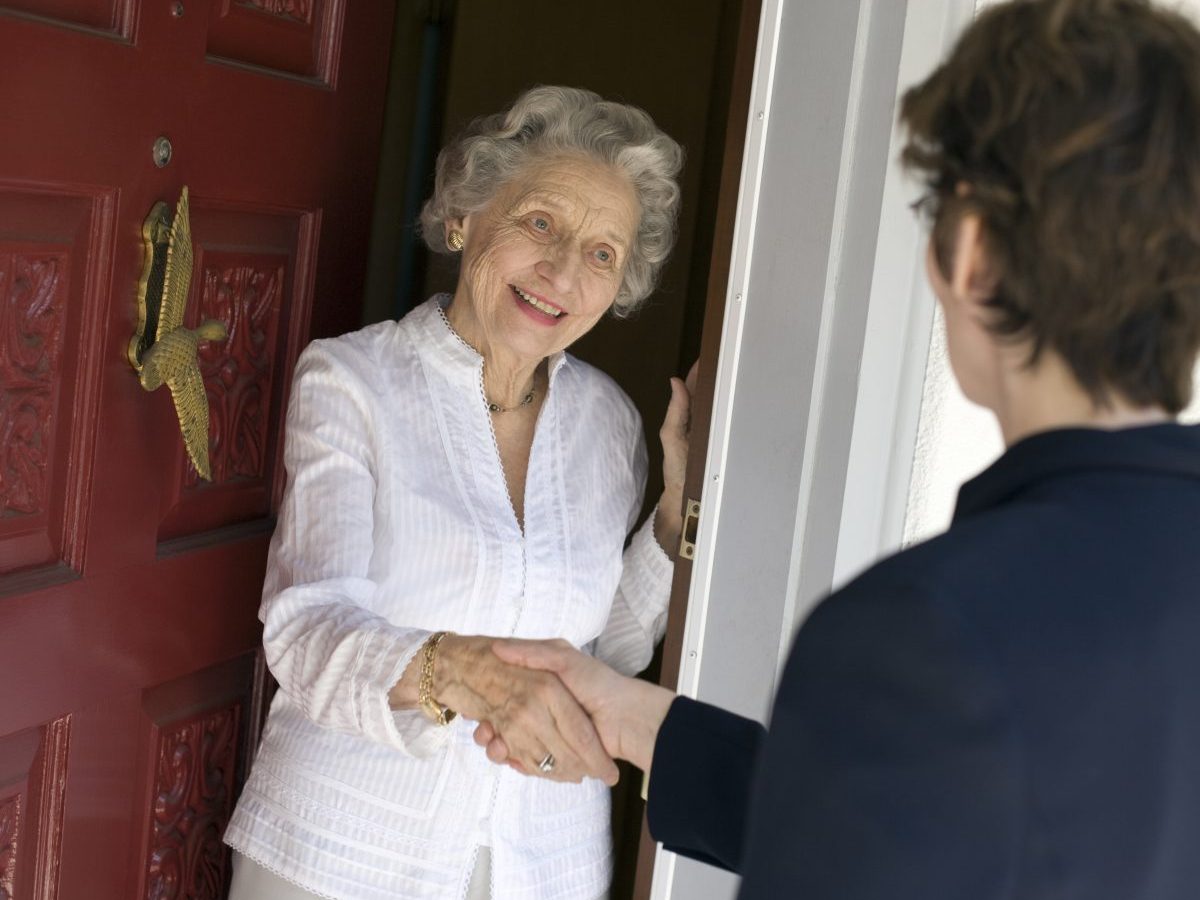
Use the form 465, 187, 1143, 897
419, 85, 684, 314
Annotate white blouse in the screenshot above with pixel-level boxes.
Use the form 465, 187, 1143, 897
224, 296, 673, 900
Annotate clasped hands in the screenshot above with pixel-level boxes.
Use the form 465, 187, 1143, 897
409, 634, 671, 786
465, 637, 673, 785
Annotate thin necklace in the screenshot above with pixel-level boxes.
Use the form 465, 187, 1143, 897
487, 389, 535, 414
436, 301, 537, 413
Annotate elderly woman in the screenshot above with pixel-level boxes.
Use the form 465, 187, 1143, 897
223, 86, 686, 899
483, 2, 1200, 898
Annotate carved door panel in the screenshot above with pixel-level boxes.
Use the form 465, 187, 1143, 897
0, 3, 394, 898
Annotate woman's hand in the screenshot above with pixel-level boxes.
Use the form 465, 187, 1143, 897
473, 639, 676, 774
654, 362, 698, 557
431, 635, 619, 785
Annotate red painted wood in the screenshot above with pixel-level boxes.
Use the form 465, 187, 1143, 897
0, 718, 69, 900
0, 792, 17, 897
0, 188, 110, 576
0, 2, 395, 895
206, 0, 341, 81
0, 0, 131, 35
135, 656, 254, 899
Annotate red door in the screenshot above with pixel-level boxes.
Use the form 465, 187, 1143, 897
0, 3, 393, 897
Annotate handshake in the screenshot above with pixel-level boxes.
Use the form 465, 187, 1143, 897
429, 637, 677, 786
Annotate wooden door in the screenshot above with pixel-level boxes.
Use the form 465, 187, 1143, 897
0, 2, 393, 897
630, 0, 762, 896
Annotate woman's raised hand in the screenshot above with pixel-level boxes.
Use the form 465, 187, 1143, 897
655, 361, 698, 556
432, 635, 619, 786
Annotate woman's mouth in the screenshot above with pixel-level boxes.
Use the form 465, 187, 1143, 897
512, 285, 565, 318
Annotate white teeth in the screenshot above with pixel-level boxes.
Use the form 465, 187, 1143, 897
514, 287, 563, 317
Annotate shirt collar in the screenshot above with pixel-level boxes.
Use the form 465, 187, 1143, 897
953, 422, 1200, 523
409, 294, 570, 387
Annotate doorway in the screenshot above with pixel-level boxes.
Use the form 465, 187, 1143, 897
359, 7, 757, 895
363, 0, 753, 517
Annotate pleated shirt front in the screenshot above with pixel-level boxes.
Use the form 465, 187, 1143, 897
224, 296, 673, 900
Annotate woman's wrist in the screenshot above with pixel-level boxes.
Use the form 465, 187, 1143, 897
416, 632, 457, 724
430, 634, 486, 716
388, 632, 471, 715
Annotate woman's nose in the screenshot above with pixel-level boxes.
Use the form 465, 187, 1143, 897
535, 243, 581, 290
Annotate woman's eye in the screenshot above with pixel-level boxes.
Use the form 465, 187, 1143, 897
594, 249, 613, 264
531, 216, 550, 231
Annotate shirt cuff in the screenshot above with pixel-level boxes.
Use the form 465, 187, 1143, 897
623, 513, 675, 631
359, 628, 453, 758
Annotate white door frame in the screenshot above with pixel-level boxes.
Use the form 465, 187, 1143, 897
653, 0, 978, 897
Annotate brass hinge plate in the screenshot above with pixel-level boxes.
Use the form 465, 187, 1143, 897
678, 498, 701, 560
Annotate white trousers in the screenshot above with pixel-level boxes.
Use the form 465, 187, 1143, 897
228, 848, 606, 899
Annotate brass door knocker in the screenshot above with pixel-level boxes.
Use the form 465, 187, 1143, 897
127, 187, 226, 481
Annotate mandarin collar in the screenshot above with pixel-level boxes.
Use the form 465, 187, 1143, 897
409, 294, 569, 387
952, 422, 1200, 523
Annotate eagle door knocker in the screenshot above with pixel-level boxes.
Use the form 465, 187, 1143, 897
127, 187, 227, 481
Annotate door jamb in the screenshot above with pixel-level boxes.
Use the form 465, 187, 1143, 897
651, 1, 979, 897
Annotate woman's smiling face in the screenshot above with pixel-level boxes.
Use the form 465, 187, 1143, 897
450, 154, 641, 364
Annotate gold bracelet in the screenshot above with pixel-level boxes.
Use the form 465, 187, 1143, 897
418, 631, 457, 726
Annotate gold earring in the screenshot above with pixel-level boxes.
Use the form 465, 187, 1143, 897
447, 230, 464, 251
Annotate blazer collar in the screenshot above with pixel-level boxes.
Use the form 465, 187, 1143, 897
953, 422, 1200, 522
408, 294, 570, 388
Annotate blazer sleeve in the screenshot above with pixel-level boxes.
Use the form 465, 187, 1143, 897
736, 576, 1023, 899
647, 696, 767, 872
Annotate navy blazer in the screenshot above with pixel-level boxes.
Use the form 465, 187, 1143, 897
648, 423, 1200, 899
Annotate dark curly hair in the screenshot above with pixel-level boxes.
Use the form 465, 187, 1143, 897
900, 0, 1200, 413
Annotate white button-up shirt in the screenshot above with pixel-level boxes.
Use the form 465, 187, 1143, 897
225, 296, 673, 899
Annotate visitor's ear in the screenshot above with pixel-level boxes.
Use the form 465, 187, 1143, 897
949, 213, 997, 308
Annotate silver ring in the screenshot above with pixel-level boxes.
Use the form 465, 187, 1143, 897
537, 752, 556, 773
